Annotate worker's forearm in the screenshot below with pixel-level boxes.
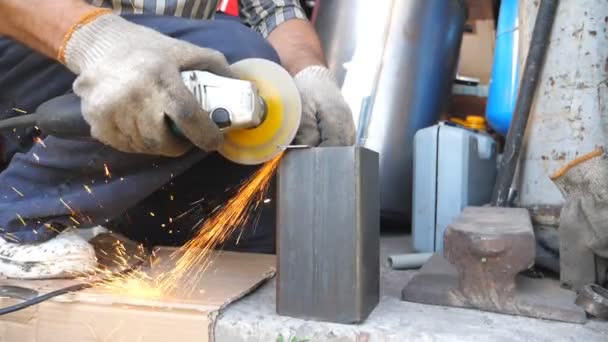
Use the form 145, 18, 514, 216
267, 19, 326, 76
0, 0, 96, 60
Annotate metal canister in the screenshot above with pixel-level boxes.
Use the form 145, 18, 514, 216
313, 0, 467, 224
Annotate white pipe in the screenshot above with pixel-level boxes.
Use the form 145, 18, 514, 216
387, 253, 433, 270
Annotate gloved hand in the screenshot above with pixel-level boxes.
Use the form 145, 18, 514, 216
551, 148, 608, 258
60, 12, 231, 156
292, 66, 356, 147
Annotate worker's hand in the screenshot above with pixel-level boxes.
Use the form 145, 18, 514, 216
551, 148, 608, 258
292, 66, 356, 147
61, 13, 231, 156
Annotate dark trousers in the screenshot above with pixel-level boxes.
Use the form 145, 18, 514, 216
0, 14, 279, 253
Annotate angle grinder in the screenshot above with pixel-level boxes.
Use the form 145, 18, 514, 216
0, 58, 302, 165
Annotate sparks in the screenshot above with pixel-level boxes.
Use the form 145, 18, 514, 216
149, 212, 155, 217
43, 223, 61, 234
12, 108, 27, 114
33, 153, 40, 162
84, 185, 93, 194
15, 213, 26, 226
69, 216, 80, 225
99, 152, 284, 298
11, 187, 24, 197
104, 164, 111, 177
59, 198, 76, 215
3, 233, 19, 242
155, 152, 283, 294
34, 137, 47, 148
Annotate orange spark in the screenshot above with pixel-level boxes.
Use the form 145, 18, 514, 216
43, 223, 61, 233
3, 233, 19, 242
34, 137, 46, 148
104, 164, 111, 177
11, 187, 24, 197
154, 152, 283, 294
99, 152, 284, 298
16, 213, 26, 226
59, 198, 76, 215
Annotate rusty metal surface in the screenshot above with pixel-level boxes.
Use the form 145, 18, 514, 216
576, 284, 608, 320
402, 206, 586, 323
276, 146, 380, 323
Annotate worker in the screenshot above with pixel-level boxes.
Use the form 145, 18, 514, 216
0, 1, 355, 279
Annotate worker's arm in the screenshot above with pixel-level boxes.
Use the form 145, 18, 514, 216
239, 0, 355, 146
0, 0, 229, 156
269, 18, 355, 147
0, 0, 95, 59
266, 19, 325, 75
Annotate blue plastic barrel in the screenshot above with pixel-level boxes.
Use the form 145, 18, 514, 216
486, 0, 520, 136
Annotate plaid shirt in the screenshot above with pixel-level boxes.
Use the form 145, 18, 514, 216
84, 0, 307, 37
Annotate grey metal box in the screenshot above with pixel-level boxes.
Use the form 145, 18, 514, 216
276, 146, 380, 323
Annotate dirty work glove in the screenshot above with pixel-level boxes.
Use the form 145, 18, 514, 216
60, 11, 231, 156
293, 66, 356, 146
551, 148, 608, 258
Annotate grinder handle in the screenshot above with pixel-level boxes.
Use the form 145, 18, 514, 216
35, 93, 91, 138
34, 93, 185, 139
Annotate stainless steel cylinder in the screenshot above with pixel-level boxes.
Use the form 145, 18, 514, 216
313, 0, 467, 224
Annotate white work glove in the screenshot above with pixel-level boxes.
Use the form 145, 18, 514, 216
62, 13, 231, 156
293, 66, 356, 146
551, 148, 608, 258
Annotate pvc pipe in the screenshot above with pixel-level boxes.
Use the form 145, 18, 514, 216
387, 253, 433, 270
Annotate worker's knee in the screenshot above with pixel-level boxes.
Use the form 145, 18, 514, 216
125, 15, 280, 65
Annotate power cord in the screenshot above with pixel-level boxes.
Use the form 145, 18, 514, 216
0, 259, 144, 316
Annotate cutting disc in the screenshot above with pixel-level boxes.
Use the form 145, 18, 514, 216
219, 58, 302, 165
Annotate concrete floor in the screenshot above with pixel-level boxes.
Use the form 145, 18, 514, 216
214, 234, 608, 342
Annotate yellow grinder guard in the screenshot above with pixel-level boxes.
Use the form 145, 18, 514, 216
220, 58, 302, 165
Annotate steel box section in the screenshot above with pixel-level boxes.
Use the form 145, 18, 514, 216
276, 146, 380, 323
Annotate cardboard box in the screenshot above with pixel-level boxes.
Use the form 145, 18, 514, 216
0, 249, 276, 342
457, 0, 496, 83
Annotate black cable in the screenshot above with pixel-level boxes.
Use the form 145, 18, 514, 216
0, 282, 94, 315
0, 260, 143, 316
0, 113, 39, 131
491, 0, 559, 206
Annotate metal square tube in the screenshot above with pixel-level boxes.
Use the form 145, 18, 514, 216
276, 146, 380, 323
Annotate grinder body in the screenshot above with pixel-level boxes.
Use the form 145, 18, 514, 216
10, 58, 301, 165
